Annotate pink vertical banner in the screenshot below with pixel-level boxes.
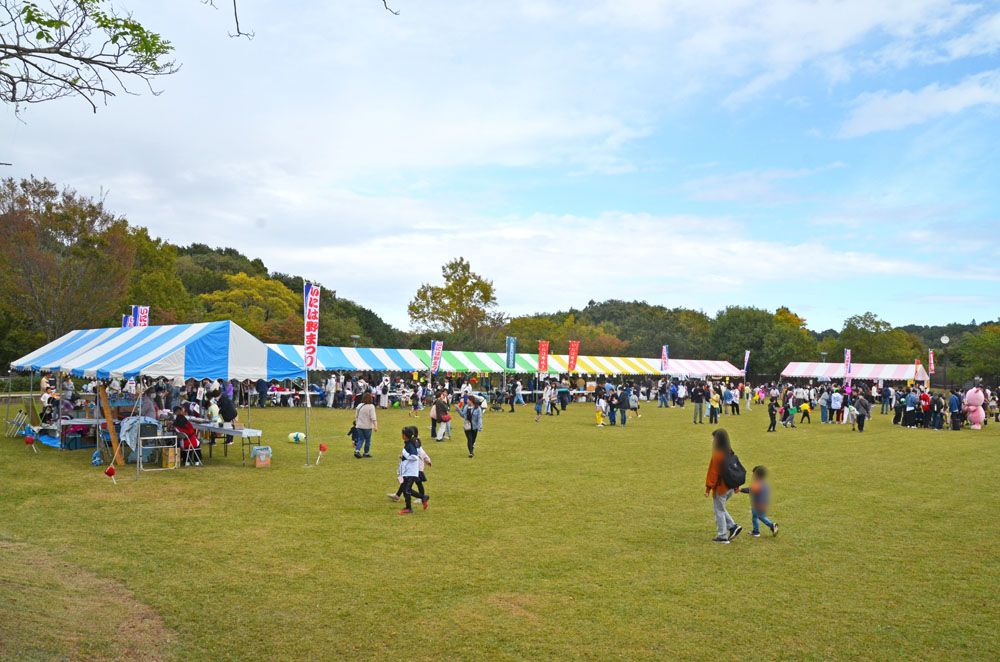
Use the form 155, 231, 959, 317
929, 350, 935, 375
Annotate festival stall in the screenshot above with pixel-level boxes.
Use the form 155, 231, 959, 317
8, 321, 302, 472
267, 343, 742, 377
781, 362, 929, 382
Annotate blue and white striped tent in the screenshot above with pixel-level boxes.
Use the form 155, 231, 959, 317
268, 344, 430, 372
11, 321, 302, 381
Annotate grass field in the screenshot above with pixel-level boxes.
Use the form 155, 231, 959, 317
1, 401, 998, 661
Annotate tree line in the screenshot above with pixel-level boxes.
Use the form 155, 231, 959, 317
1, 176, 996, 383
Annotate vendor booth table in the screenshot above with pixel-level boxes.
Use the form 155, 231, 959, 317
190, 422, 264, 466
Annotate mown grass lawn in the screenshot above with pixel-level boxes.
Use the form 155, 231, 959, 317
1, 401, 997, 661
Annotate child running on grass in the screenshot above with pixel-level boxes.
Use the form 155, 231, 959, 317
704, 428, 745, 544
395, 426, 429, 514
388, 426, 431, 506
739, 466, 778, 537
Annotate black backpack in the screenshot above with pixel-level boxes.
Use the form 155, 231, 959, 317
721, 451, 746, 489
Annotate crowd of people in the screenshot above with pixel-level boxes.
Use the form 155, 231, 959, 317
27, 365, 998, 531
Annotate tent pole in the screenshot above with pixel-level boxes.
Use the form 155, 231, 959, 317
28, 371, 33, 427
5, 368, 11, 431
136, 384, 142, 481
244, 380, 251, 428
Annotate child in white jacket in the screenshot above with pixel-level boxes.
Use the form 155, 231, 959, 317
393, 426, 428, 514
389, 431, 432, 505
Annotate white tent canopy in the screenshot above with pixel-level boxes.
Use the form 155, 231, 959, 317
11, 321, 302, 381
781, 361, 929, 382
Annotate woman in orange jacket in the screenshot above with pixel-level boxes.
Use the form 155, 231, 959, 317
705, 428, 742, 543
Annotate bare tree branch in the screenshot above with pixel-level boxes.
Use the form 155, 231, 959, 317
0, 1, 175, 113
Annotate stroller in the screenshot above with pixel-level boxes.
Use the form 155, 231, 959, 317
489, 389, 509, 413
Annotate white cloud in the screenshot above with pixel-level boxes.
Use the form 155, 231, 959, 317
839, 70, 1000, 137
945, 10, 1000, 58
684, 163, 846, 203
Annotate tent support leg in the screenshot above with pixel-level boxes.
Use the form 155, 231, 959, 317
5, 369, 11, 432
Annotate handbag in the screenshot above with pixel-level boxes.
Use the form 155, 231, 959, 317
463, 416, 473, 431
441, 413, 451, 422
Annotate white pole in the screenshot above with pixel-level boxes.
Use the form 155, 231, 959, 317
5, 368, 12, 432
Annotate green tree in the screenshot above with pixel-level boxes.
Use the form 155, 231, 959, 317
1, 0, 175, 112
198, 272, 300, 342
567, 300, 711, 358
505, 314, 628, 356
123, 227, 193, 324
708, 306, 777, 373
0, 306, 44, 368
839, 313, 925, 363
952, 325, 1000, 384
0, 176, 135, 341
408, 258, 505, 348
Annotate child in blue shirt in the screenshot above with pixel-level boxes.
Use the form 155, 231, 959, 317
739, 465, 779, 537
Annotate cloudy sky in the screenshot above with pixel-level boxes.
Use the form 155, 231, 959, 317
3, 0, 1000, 332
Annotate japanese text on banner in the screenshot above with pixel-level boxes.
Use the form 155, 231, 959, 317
567, 341, 579, 372
303, 284, 321, 370
505, 337, 517, 370
538, 341, 549, 373
430, 341, 443, 374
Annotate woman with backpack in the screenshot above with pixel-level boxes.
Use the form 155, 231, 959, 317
704, 428, 745, 544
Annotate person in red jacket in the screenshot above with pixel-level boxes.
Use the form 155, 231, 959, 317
705, 428, 742, 543
172, 406, 202, 467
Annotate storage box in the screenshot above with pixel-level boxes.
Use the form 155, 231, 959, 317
63, 434, 82, 450
251, 445, 272, 468
162, 447, 179, 467
126, 446, 154, 464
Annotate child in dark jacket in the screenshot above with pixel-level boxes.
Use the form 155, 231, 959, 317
740, 465, 778, 537
767, 398, 778, 432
